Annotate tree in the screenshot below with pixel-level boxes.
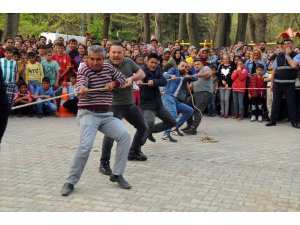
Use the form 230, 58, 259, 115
247, 14, 256, 42
102, 13, 110, 39
178, 13, 187, 42
3, 13, 19, 41
214, 13, 232, 49
235, 13, 248, 43
186, 13, 200, 47
154, 13, 163, 43
255, 13, 267, 42
143, 13, 150, 43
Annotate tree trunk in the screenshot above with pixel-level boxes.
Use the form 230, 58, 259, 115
144, 13, 150, 43
154, 13, 163, 43
102, 13, 110, 39
235, 13, 248, 43
255, 13, 267, 42
3, 13, 19, 41
247, 14, 256, 43
186, 13, 199, 48
81, 14, 87, 36
214, 13, 231, 49
178, 13, 187, 42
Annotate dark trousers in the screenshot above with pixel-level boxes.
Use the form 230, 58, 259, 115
13, 103, 33, 115
142, 107, 177, 143
101, 104, 148, 163
270, 82, 297, 123
186, 91, 212, 129
0, 107, 10, 143
63, 97, 78, 115
251, 96, 264, 117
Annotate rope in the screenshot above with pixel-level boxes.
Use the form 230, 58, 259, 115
11, 87, 106, 111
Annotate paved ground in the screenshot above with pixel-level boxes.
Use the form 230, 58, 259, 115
1, 115, 300, 212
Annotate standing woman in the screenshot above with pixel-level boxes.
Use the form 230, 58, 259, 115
0, 67, 10, 149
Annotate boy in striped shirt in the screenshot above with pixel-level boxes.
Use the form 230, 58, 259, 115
0, 47, 18, 107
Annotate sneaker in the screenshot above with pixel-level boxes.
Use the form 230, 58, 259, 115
250, 115, 256, 122
266, 121, 276, 126
258, 116, 263, 122
162, 135, 177, 142
99, 161, 112, 175
171, 128, 184, 136
183, 127, 197, 135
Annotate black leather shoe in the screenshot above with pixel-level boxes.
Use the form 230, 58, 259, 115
128, 152, 147, 161
148, 133, 156, 142
110, 174, 132, 189
265, 122, 276, 126
99, 161, 112, 175
61, 182, 74, 196
183, 127, 197, 135
171, 128, 184, 136
181, 125, 191, 132
291, 122, 300, 129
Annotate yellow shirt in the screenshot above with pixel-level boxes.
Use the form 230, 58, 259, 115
17, 60, 29, 81
25, 62, 44, 84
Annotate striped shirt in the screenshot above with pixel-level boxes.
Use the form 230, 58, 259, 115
0, 58, 17, 83
77, 63, 126, 107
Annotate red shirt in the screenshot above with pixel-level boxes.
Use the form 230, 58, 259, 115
52, 53, 71, 84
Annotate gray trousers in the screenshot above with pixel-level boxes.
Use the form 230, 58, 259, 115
66, 109, 131, 186
220, 88, 231, 115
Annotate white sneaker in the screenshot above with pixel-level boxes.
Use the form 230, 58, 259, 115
258, 116, 263, 122
250, 115, 256, 122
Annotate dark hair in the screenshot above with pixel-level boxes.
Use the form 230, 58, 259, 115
237, 58, 245, 64
4, 37, 13, 43
27, 52, 36, 58
42, 77, 50, 83
111, 42, 125, 49
260, 41, 266, 44
56, 42, 65, 48
4, 47, 13, 53
147, 53, 159, 60
20, 50, 27, 55
256, 63, 264, 70
69, 38, 78, 43
284, 38, 293, 43
134, 54, 144, 60
210, 65, 217, 70
18, 81, 27, 88
69, 73, 77, 79
39, 35, 47, 41
164, 63, 174, 72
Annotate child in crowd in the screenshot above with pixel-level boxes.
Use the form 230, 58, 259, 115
231, 59, 248, 120
25, 52, 44, 96
42, 49, 60, 90
207, 48, 218, 68
17, 51, 28, 82
52, 42, 71, 85
248, 64, 266, 122
34, 77, 57, 118
0, 47, 19, 107
217, 54, 234, 118
13, 81, 34, 117
62, 73, 78, 115
77, 54, 88, 71
207, 65, 218, 116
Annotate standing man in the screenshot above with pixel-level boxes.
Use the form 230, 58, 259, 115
266, 39, 300, 128
183, 59, 213, 135
99, 42, 148, 176
0, 67, 10, 150
61, 45, 132, 196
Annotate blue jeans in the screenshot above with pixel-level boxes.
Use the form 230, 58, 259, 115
232, 92, 244, 115
207, 93, 216, 114
36, 98, 57, 114
66, 109, 131, 185
162, 94, 193, 136
28, 81, 41, 96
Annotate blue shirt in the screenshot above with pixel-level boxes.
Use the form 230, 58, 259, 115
35, 86, 56, 98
